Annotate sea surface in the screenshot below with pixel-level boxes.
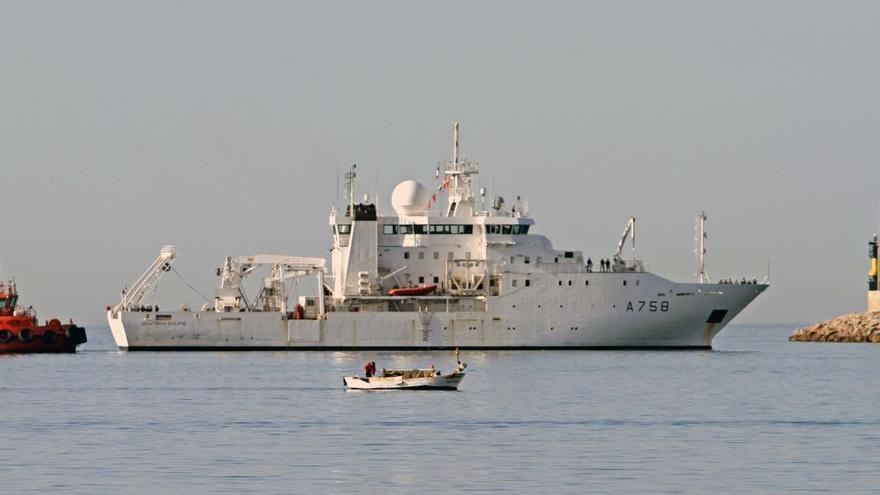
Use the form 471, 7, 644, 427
1, 324, 878, 494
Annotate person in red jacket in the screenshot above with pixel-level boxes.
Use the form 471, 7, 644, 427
364, 361, 377, 377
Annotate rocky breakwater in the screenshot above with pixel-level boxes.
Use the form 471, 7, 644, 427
790, 312, 880, 343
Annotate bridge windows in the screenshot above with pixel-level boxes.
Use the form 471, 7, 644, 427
384, 224, 431, 234
428, 224, 474, 234
418, 252, 425, 260
385, 223, 532, 235
404, 252, 410, 259
485, 224, 529, 235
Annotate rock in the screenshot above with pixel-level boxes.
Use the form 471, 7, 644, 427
791, 311, 880, 343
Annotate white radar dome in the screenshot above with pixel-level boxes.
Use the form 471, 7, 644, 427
391, 180, 430, 216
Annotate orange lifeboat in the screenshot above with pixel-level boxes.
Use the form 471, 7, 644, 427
387, 284, 437, 296
0, 281, 87, 354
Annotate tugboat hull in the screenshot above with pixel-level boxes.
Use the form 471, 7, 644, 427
0, 325, 87, 354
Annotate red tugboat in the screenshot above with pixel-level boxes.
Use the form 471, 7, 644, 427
0, 281, 87, 353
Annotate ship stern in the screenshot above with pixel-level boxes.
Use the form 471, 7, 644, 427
107, 310, 129, 349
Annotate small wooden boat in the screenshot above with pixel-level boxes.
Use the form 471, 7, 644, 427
344, 356, 467, 390
387, 284, 437, 296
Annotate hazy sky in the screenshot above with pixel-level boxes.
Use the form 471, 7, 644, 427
2, 1, 879, 324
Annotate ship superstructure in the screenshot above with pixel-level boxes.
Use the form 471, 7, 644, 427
108, 123, 767, 350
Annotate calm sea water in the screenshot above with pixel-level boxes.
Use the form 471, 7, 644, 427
2, 325, 879, 494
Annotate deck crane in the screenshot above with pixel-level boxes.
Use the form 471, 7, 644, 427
215, 254, 326, 315
614, 216, 636, 263
111, 245, 179, 316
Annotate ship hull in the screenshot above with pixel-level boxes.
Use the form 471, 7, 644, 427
0, 326, 88, 354
109, 278, 766, 350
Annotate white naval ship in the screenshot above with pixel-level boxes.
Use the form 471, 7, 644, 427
108, 123, 767, 350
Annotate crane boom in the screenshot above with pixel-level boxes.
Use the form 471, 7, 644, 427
114, 245, 179, 314
614, 217, 636, 261
231, 255, 326, 271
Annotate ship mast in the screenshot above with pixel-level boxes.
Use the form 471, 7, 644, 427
453, 121, 459, 165
444, 121, 479, 217
695, 212, 710, 283
344, 164, 357, 216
